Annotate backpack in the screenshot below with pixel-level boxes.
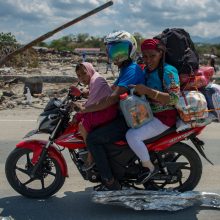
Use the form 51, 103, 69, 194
154, 28, 199, 74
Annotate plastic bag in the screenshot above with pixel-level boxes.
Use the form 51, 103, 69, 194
175, 91, 208, 122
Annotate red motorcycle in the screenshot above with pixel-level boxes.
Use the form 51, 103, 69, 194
5, 86, 213, 198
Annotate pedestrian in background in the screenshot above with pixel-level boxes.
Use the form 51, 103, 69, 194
105, 59, 115, 78
82, 51, 86, 62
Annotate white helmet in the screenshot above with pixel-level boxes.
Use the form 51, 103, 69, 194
104, 31, 137, 62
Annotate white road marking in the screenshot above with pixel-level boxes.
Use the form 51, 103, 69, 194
0, 119, 36, 122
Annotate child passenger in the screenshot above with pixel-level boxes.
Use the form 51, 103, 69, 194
72, 62, 118, 171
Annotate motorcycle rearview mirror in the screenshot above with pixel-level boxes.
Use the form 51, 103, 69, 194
69, 85, 81, 97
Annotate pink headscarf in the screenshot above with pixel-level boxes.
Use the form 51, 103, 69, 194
81, 62, 112, 107
141, 39, 160, 52
81, 62, 96, 78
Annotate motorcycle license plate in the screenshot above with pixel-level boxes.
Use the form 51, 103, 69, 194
23, 129, 38, 138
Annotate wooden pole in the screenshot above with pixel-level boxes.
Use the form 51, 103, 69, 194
0, 1, 113, 67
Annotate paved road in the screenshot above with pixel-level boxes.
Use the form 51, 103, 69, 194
0, 109, 219, 220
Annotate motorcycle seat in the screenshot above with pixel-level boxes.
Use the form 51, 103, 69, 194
144, 126, 176, 144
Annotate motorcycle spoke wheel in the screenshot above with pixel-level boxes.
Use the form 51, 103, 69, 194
5, 148, 65, 198
144, 142, 202, 192
16, 166, 30, 175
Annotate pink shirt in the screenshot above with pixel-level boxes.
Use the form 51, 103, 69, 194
81, 62, 112, 107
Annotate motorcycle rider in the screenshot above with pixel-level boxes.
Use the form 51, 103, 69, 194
72, 62, 118, 170
79, 31, 145, 190
126, 39, 180, 184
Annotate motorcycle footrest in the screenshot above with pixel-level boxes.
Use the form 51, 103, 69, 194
151, 174, 177, 181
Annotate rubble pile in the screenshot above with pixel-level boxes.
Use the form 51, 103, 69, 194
0, 47, 109, 77
0, 45, 39, 68
0, 49, 116, 111
0, 81, 73, 110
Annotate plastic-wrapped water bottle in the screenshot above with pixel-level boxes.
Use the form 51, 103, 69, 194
120, 89, 153, 128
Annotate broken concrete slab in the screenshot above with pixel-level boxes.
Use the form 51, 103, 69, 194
24, 76, 43, 95
0, 75, 78, 83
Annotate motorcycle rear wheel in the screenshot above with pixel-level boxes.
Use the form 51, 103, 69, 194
144, 142, 202, 192
5, 148, 65, 198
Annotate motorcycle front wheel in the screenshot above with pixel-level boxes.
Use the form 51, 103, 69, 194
144, 142, 202, 192
5, 148, 65, 198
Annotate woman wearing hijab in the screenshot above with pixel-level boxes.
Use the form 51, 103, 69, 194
73, 62, 118, 170
126, 39, 180, 184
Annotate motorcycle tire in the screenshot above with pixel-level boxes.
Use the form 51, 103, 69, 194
5, 148, 66, 198
144, 142, 202, 192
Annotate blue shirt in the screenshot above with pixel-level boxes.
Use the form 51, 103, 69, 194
145, 63, 180, 113
114, 62, 145, 89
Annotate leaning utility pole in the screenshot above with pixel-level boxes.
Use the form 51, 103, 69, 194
0, 1, 113, 67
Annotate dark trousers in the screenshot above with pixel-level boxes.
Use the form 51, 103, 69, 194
86, 115, 128, 182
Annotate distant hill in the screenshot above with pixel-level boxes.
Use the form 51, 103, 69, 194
192, 36, 220, 44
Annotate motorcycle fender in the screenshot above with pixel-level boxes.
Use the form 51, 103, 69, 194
16, 140, 68, 177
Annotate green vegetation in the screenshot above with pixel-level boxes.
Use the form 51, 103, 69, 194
1, 31, 219, 56
195, 44, 220, 57
0, 32, 38, 67
43, 33, 105, 51
0, 32, 17, 45
0, 32, 220, 67
43, 33, 220, 57
42, 33, 145, 52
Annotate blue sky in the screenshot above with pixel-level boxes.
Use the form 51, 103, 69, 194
0, 0, 220, 43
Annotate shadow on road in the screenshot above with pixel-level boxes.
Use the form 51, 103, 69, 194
0, 188, 210, 220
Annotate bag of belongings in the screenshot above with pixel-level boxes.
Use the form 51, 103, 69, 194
176, 114, 214, 132
179, 66, 214, 90
175, 90, 208, 122
175, 91, 213, 131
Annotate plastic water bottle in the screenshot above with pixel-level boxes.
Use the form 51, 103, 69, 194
120, 89, 153, 128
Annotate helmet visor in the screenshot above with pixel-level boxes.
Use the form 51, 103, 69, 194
106, 41, 130, 62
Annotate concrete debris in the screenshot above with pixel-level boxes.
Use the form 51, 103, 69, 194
0, 49, 117, 110
0, 82, 74, 110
